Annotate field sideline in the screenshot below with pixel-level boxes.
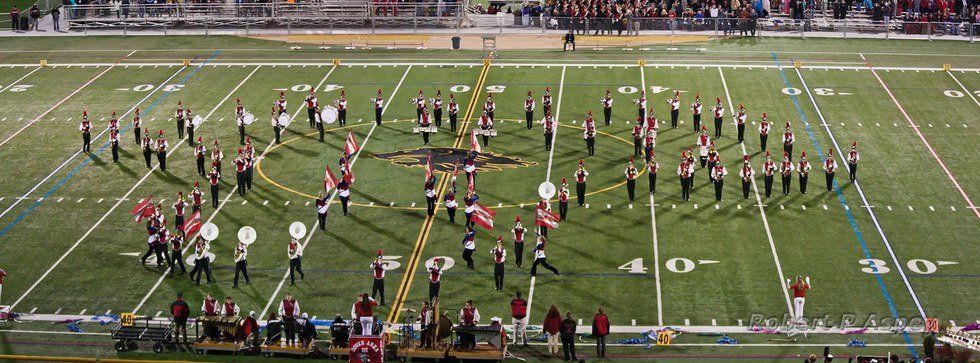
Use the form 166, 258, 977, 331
0, 36, 976, 361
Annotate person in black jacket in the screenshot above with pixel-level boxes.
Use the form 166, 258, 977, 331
330, 314, 350, 348
563, 31, 575, 51
560, 312, 577, 361
29, 5, 39, 31
170, 293, 190, 343
266, 312, 283, 346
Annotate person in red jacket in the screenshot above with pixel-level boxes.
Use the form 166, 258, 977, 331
240, 311, 260, 348
542, 305, 562, 356
353, 293, 378, 335
591, 307, 610, 358
170, 293, 190, 343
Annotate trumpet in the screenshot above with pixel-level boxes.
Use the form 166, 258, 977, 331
369, 97, 377, 104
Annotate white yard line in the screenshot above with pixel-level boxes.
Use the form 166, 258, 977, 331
793, 67, 927, 320
717, 67, 794, 318
0, 66, 187, 221
526, 65, 566, 324
945, 70, 980, 108
0, 66, 41, 94
640, 65, 664, 327
257, 65, 412, 319
8, 66, 262, 311
132, 65, 338, 314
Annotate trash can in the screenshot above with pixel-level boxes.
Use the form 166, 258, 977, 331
451, 36, 461, 50
20, 17, 30, 30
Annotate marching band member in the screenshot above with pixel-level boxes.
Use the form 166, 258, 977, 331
461, 226, 477, 269
337, 90, 348, 127
288, 238, 304, 285
185, 108, 195, 146
574, 160, 588, 207
233, 241, 250, 288
798, 151, 811, 194
779, 152, 795, 196
635, 90, 647, 118
370, 250, 388, 306
107, 111, 119, 133
739, 155, 755, 199
211, 139, 223, 174
536, 198, 551, 239
525, 91, 536, 130
696, 127, 711, 168
278, 293, 300, 346
712, 98, 724, 138
132, 108, 142, 144
706, 144, 720, 182
463, 192, 477, 228
271, 106, 282, 144
191, 182, 203, 214
490, 237, 507, 291
512, 216, 527, 268
316, 191, 328, 230
276, 91, 287, 115
415, 89, 426, 121
424, 175, 436, 216
444, 188, 458, 223
458, 300, 481, 350
647, 155, 659, 195
175, 101, 185, 139
632, 118, 643, 157
207, 166, 221, 208
433, 90, 443, 128
478, 110, 493, 147
761, 152, 776, 198
419, 106, 432, 145
542, 111, 555, 151
542, 87, 553, 115
448, 94, 459, 132
141, 131, 153, 168
236, 98, 246, 145
668, 91, 680, 128
314, 99, 324, 142
194, 138, 207, 176
783, 122, 795, 161
169, 229, 186, 276
223, 296, 240, 317
156, 130, 169, 171
511, 292, 529, 347
79, 110, 91, 153
824, 149, 837, 191
583, 111, 596, 156
691, 94, 702, 132
244, 139, 255, 191
109, 124, 120, 163
141, 217, 161, 266
530, 237, 559, 276
156, 223, 172, 269
643, 119, 656, 162
759, 113, 770, 151
625, 157, 638, 203
847, 142, 859, 182
677, 153, 693, 201
601, 90, 613, 126
202, 293, 218, 316
353, 293, 378, 335
557, 178, 569, 220
735, 104, 747, 143
374, 89, 384, 125
234, 149, 247, 197
190, 237, 213, 285
338, 176, 351, 216
173, 192, 187, 231
428, 258, 443, 301
711, 161, 728, 202
790, 276, 810, 325
306, 89, 318, 128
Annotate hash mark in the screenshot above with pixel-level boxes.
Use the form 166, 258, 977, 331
97, 198, 104, 203
242, 200, 247, 205
887, 205, 893, 210
693, 204, 698, 209
908, 205, 914, 211
929, 206, 935, 211
77, 198, 84, 203
305, 201, 310, 206
950, 206, 956, 211
822, 204, 828, 210
284, 201, 290, 206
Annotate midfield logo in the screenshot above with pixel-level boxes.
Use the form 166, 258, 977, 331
372, 147, 537, 172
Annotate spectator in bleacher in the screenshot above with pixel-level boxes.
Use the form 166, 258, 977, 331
563, 30, 575, 50
521, 1, 530, 27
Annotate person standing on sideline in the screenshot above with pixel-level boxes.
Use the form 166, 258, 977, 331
560, 312, 577, 361
563, 30, 576, 51
823, 149, 837, 191
759, 113, 771, 152
370, 250, 388, 306
170, 293, 190, 343
530, 236, 559, 276
573, 160, 588, 206
29, 5, 39, 31
10, 6, 19, 31
591, 307, 610, 358
847, 142, 859, 182
287, 238, 304, 285
798, 151, 811, 194
461, 226, 476, 269
557, 178, 569, 220
512, 216, 527, 268
490, 237, 506, 291
510, 292, 529, 347
542, 305, 562, 357
51, 6, 61, 31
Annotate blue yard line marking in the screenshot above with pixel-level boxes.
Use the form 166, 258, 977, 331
771, 52, 917, 358
0, 51, 221, 238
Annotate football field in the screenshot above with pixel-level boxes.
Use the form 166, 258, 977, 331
0, 36, 976, 361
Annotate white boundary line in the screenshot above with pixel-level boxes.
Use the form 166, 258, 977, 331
525, 65, 566, 325
8, 65, 262, 311
641, 65, 664, 327
0, 66, 187, 222
945, 70, 980, 108
793, 67, 927, 320
258, 65, 412, 319
132, 65, 339, 314
717, 67, 794, 318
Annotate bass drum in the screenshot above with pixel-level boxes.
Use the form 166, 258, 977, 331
436, 315, 453, 340
320, 106, 338, 124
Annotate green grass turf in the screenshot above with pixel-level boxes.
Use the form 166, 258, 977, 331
0, 36, 975, 361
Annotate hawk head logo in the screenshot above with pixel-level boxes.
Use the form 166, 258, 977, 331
372, 147, 537, 172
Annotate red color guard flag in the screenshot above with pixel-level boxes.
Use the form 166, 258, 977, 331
324, 165, 340, 193
424, 154, 434, 182
341, 157, 355, 183
0, 268, 7, 285
467, 173, 475, 194
535, 204, 560, 230
450, 160, 460, 191
344, 131, 359, 156
132, 195, 155, 223
470, 202, 496, 230
470, 131, 482, 154
182, 211, 202, 235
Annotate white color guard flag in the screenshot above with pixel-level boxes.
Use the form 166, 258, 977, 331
470, 202, 496, 230
324, 165, 340, 193
470, 131, 482, 154
132, 195, 154, 222
535, 204, 560, 229
344, 131, 359, 156
182, 211, 202, 235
